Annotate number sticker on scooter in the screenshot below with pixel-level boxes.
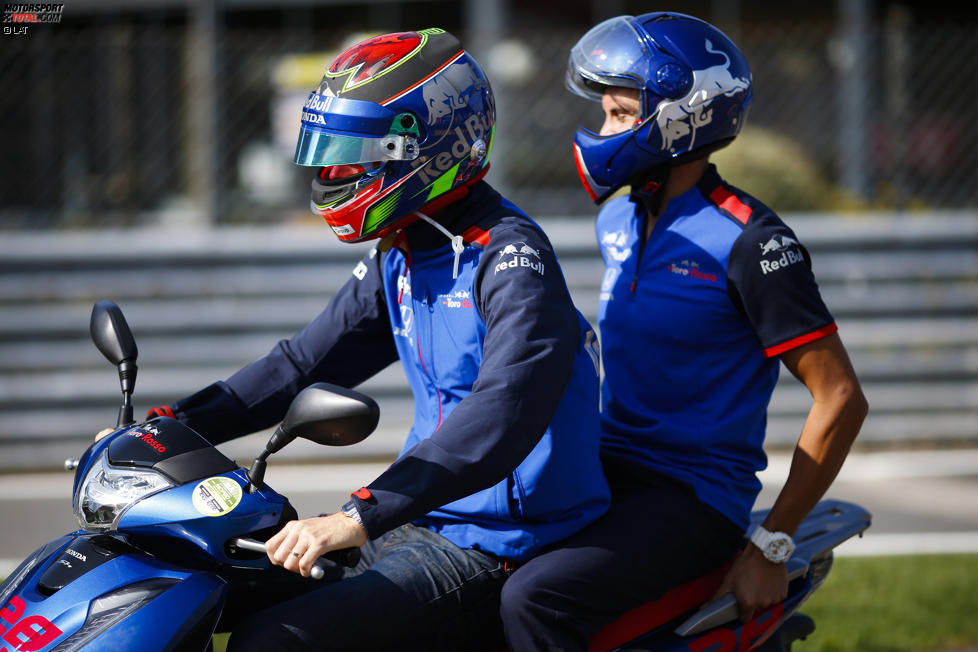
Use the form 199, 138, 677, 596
0, 596, 64, 651
192, 477, 243, 517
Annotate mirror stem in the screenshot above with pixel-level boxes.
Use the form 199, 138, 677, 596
246, 451, 269, 493
119, 358, 138, 395
116, 391, 134, 428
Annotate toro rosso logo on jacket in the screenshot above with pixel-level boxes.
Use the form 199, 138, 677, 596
494, 242, 545, 277
439, 290, 473, 309
668, 259, 718, 283
758, 235, 803, 275
323, 31, 426, 93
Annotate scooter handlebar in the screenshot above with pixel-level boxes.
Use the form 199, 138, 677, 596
230, 537, 361, 579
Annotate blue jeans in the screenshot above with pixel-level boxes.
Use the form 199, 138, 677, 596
226, 523, 509, 651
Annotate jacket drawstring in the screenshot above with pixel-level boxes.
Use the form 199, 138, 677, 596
413, 211, 465, 279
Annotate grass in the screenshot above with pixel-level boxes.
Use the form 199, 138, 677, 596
8, 555, 978, 651
797, 554, 978, 651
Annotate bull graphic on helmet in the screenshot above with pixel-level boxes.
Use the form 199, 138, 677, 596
654, 39, 751, 152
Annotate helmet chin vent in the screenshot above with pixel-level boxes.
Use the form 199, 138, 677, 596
311, 175, 358, 207
312, 164, 386, 207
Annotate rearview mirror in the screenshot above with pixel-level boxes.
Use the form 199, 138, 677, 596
278, 383, 380, 448
246, 383, 380, 491
90, 300, 138, 427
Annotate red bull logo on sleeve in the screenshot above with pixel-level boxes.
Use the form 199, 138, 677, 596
494, 242, 545, 277
758, 235, 803, 275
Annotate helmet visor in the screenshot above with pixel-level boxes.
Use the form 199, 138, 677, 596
293, 92, 420, 166
294, 130, 418, 166
566, 16, 649, 101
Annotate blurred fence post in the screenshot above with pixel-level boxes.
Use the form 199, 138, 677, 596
464, 0, 510, 198
884, 4, 911, 211
185, 0, 222, 226
835, 0, 873, 201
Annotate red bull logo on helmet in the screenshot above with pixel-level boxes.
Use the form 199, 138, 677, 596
411, 111, 491, 187
653, 39, 751, 152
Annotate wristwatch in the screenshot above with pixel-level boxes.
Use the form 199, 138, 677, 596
749, 525, 795, 563
340, 500, 364, 529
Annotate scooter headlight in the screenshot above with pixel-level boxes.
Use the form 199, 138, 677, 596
74, 452, 173, 530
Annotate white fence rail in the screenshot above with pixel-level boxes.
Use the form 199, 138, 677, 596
1, 212, 975, 470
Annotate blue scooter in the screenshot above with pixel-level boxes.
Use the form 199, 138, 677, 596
0, 300, 375, 651
0, 300, 871, 652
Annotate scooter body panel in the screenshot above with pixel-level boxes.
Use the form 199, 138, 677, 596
0, 533, 226, 652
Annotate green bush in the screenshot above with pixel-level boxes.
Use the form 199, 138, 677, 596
712, 126, 864, 212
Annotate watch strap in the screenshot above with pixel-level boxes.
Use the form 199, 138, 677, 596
341, 499, 364, 528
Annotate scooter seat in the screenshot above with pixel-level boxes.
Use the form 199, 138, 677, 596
588, 559, 733, 652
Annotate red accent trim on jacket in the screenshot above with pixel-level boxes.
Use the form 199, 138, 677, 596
709, 186, 752, 224
461, 226, 491, 246
764, 323, 839, 358
352, 487, 372, 500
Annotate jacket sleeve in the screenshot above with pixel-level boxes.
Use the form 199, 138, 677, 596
170, 249, 398, 444
352, 222, 584, 537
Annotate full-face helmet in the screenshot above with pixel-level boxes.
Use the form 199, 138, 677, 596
294, 29, 495, 242
567, 12, 752, 203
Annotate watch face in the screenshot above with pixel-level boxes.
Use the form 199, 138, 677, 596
767, 535, 794, 562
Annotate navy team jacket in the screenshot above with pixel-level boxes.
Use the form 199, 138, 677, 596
167, 181, 610, 561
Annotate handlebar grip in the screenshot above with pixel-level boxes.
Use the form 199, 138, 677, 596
311, 547, 361, 579
230, 538, 360, 579
326, 546, 361, 568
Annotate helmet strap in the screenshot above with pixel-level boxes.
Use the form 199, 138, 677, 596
629, 164, 672, 217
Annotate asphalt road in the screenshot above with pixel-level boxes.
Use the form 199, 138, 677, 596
3, 449, 978, 574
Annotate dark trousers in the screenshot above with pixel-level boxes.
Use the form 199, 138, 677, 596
500, 458, 745, 651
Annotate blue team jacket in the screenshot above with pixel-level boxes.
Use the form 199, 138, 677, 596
169, 182, 610, 561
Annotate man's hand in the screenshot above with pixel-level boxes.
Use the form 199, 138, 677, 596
265, 513, 367, 577
709, 544, 788, 623
94, 428, 114, 442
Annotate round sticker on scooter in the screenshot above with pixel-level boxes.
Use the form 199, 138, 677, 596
192, 476, 243, 517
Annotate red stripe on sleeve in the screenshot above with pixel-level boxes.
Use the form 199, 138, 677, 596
709, 186, 752, 224
764, 323, 839, 357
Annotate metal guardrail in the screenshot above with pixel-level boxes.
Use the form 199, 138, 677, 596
1, 212, 976, 471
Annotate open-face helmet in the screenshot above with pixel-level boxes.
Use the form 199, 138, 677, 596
294, 28, 495, 242
567, 12, 752, 203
